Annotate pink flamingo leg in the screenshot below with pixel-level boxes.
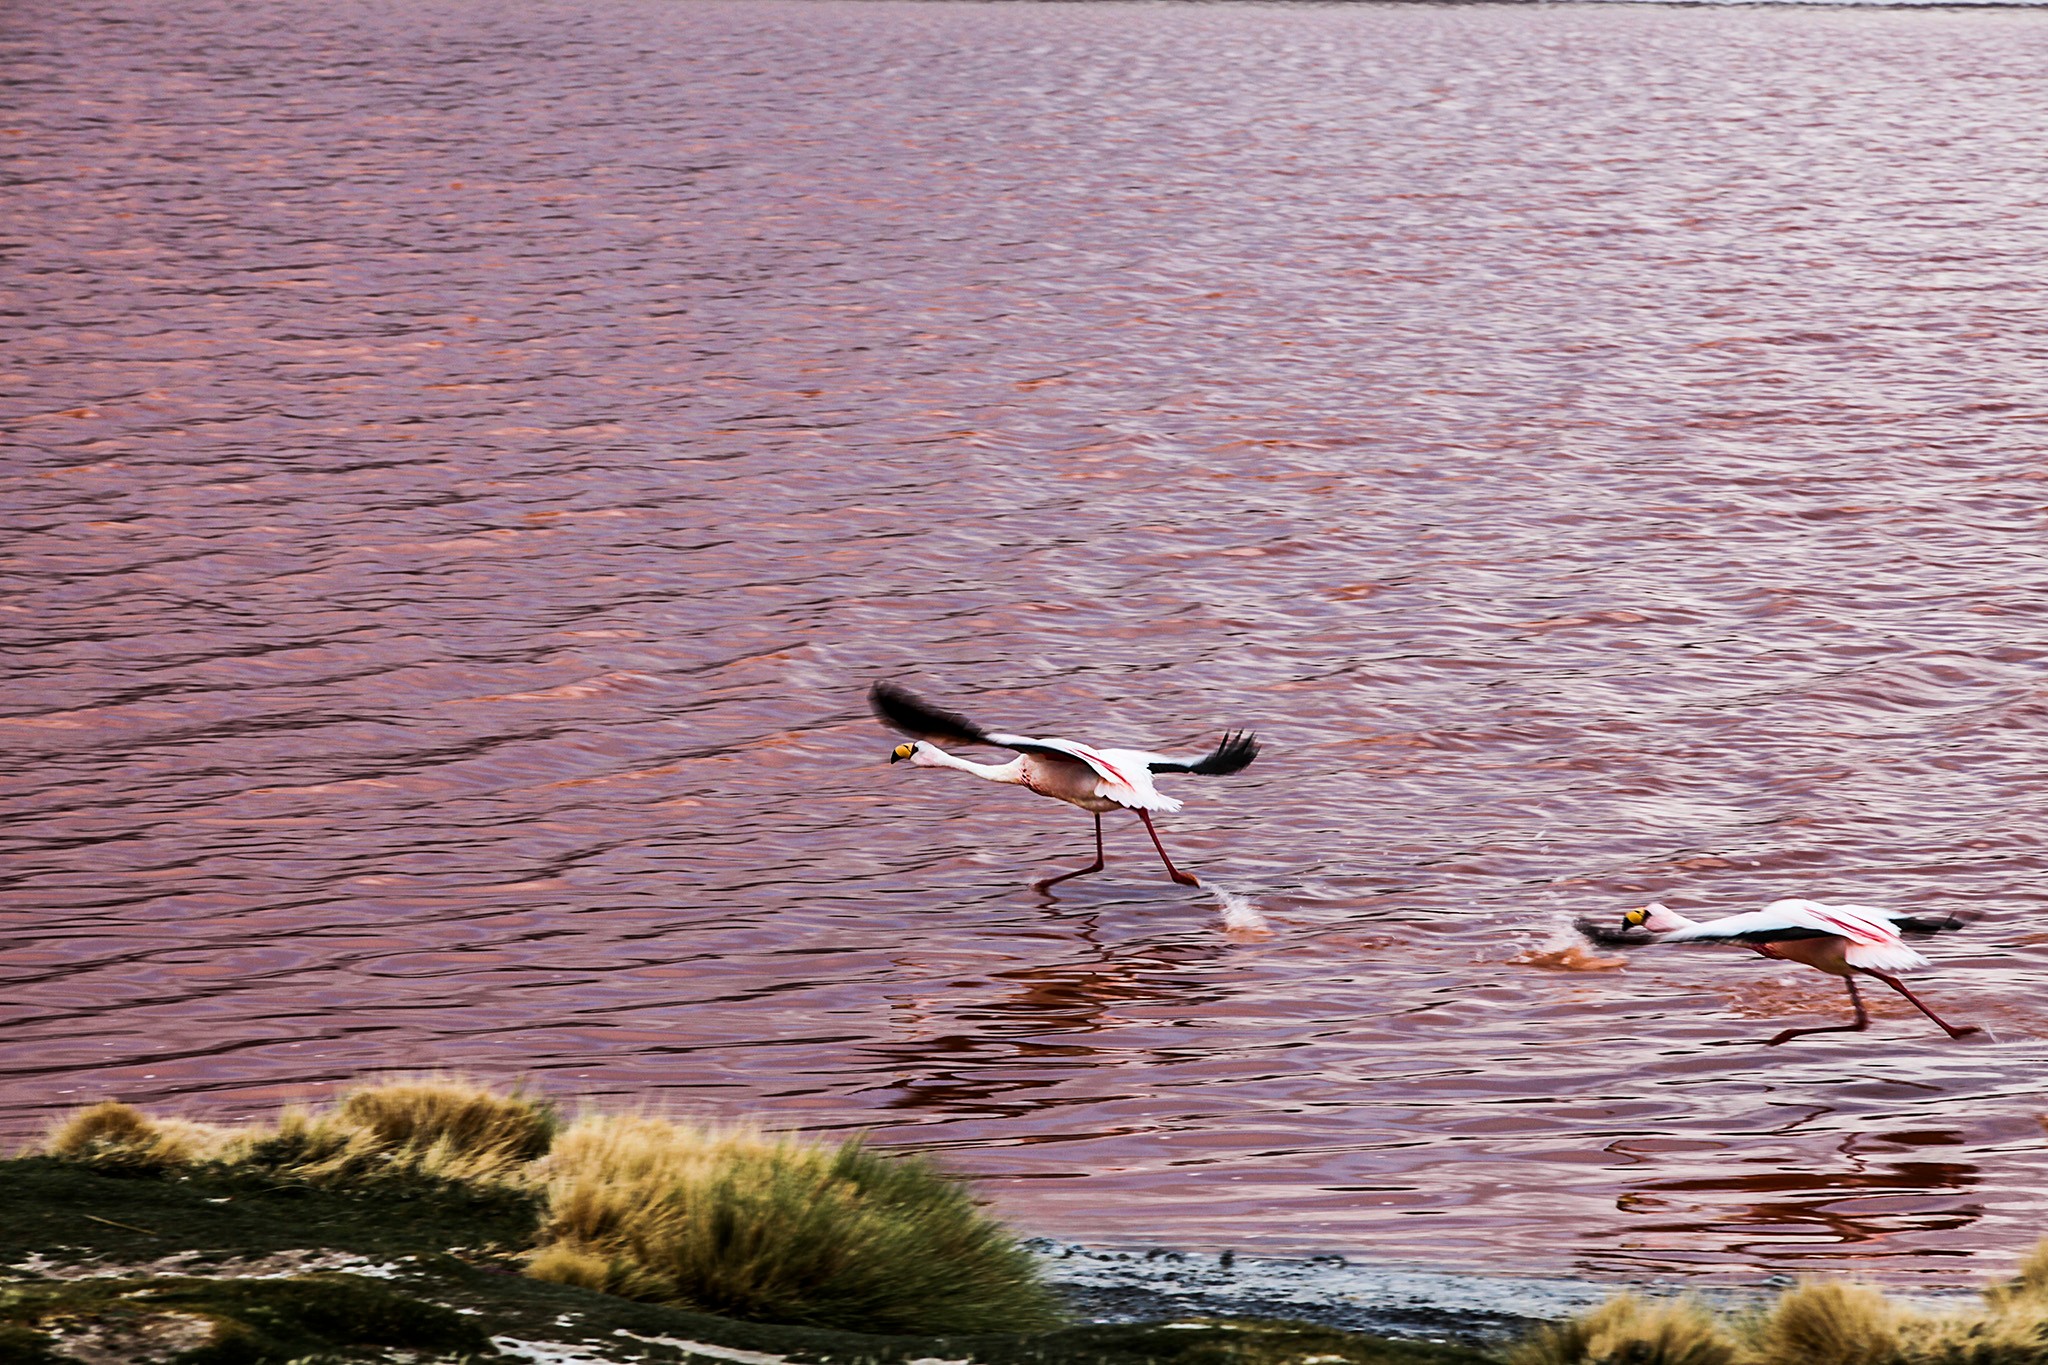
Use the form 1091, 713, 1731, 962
1135, 809, 1199, 887
1036, 813, 1106, 890
1862, 970, 1982, 1040
1767, 975, 1870, 1046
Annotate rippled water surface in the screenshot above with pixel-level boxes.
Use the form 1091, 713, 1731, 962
7, 0, 2048, 1287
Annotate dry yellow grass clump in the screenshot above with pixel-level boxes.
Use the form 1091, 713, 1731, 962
525, 1112, 1061, 1334
39, 1080, 1059, 1335
1750, 1280, 1900, 1365
45, 1078, 555, 1189
1517, 1244, 2048, 1365
237, 1079, 558, 1187
45, 1100, 242, 1173
1510, 1293, 1738, 1365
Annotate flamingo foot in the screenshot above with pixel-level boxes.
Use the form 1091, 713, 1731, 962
1765, 1020, 1871, 1046
1034, 860, 1103, 892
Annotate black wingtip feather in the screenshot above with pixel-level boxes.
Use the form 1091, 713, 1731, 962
868, 682, 994, 747
1892, 911, 1979, 937
1151, 731, 1260, 776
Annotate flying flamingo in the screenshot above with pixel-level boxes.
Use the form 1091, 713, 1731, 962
1577, 898, 1982, 1045
870, 682, 1258, 889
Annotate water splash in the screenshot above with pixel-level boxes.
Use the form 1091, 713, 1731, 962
1209, 885, 1273, 939
1509, 918, 1628, 972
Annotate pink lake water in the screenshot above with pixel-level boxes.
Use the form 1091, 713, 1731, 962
5, 0, 2048, 1289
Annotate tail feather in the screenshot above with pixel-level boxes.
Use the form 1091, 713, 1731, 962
1150, 731, 1260, 776
1845, 941, 1930, 972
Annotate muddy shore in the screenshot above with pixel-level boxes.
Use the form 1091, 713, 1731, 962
1034, 1241, 1628, 1345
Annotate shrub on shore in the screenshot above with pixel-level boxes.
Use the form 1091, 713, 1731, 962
526, 1112, 1062, 1333
1509, 1292, 1737, 1365
234, 1079, 557, 1188
1750, 1280, 1900, 1365
46, 1100, 240, 1173
1518, 1244, 2048, 1365
38, 1081, 1060, 1336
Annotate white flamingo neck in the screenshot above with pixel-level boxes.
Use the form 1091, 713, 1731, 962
910, 742, 1026, 785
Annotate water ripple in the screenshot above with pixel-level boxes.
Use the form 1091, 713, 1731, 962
5, 0, 2048, 1287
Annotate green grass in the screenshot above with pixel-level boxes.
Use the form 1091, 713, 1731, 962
0, 1273, 495, 1364
527, 1111, 1062, 1333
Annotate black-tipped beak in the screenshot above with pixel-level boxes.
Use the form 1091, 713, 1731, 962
889, 750, 905, 764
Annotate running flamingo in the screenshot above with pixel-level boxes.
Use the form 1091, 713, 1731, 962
871, 682, 1258, 889
1577, 898, 1982, 1045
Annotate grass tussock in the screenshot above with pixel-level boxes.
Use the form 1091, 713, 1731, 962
44, 1101, 240, 1174
44, 1078, 555, 1190
1509, 1293, 1737, 1365
1749, 1280, 1899, 1365
1520, 1240, 2048, 1365
1985, 1240, 2048, 1313
526, 1111, 1061, 1334
234, 1080, 557, 1188
1896, 1306, 2048, 1365
1910, 1241, 2048, 1365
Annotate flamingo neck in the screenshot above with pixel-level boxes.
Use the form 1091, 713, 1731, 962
914, 745, 1025, 785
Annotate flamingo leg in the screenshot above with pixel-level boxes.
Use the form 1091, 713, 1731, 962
1035, 812, 1106, 890
1861, 969, 1983, 1040
1135, 809, 1200, 887
1766, 976, 1871, 1046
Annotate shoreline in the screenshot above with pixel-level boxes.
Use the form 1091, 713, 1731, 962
1029, 1241, 1982, 1345
0, 1150, 2023, 1363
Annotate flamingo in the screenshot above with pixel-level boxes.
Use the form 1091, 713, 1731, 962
1577, 898, 1982, 1045
870, 682, 1258, 889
